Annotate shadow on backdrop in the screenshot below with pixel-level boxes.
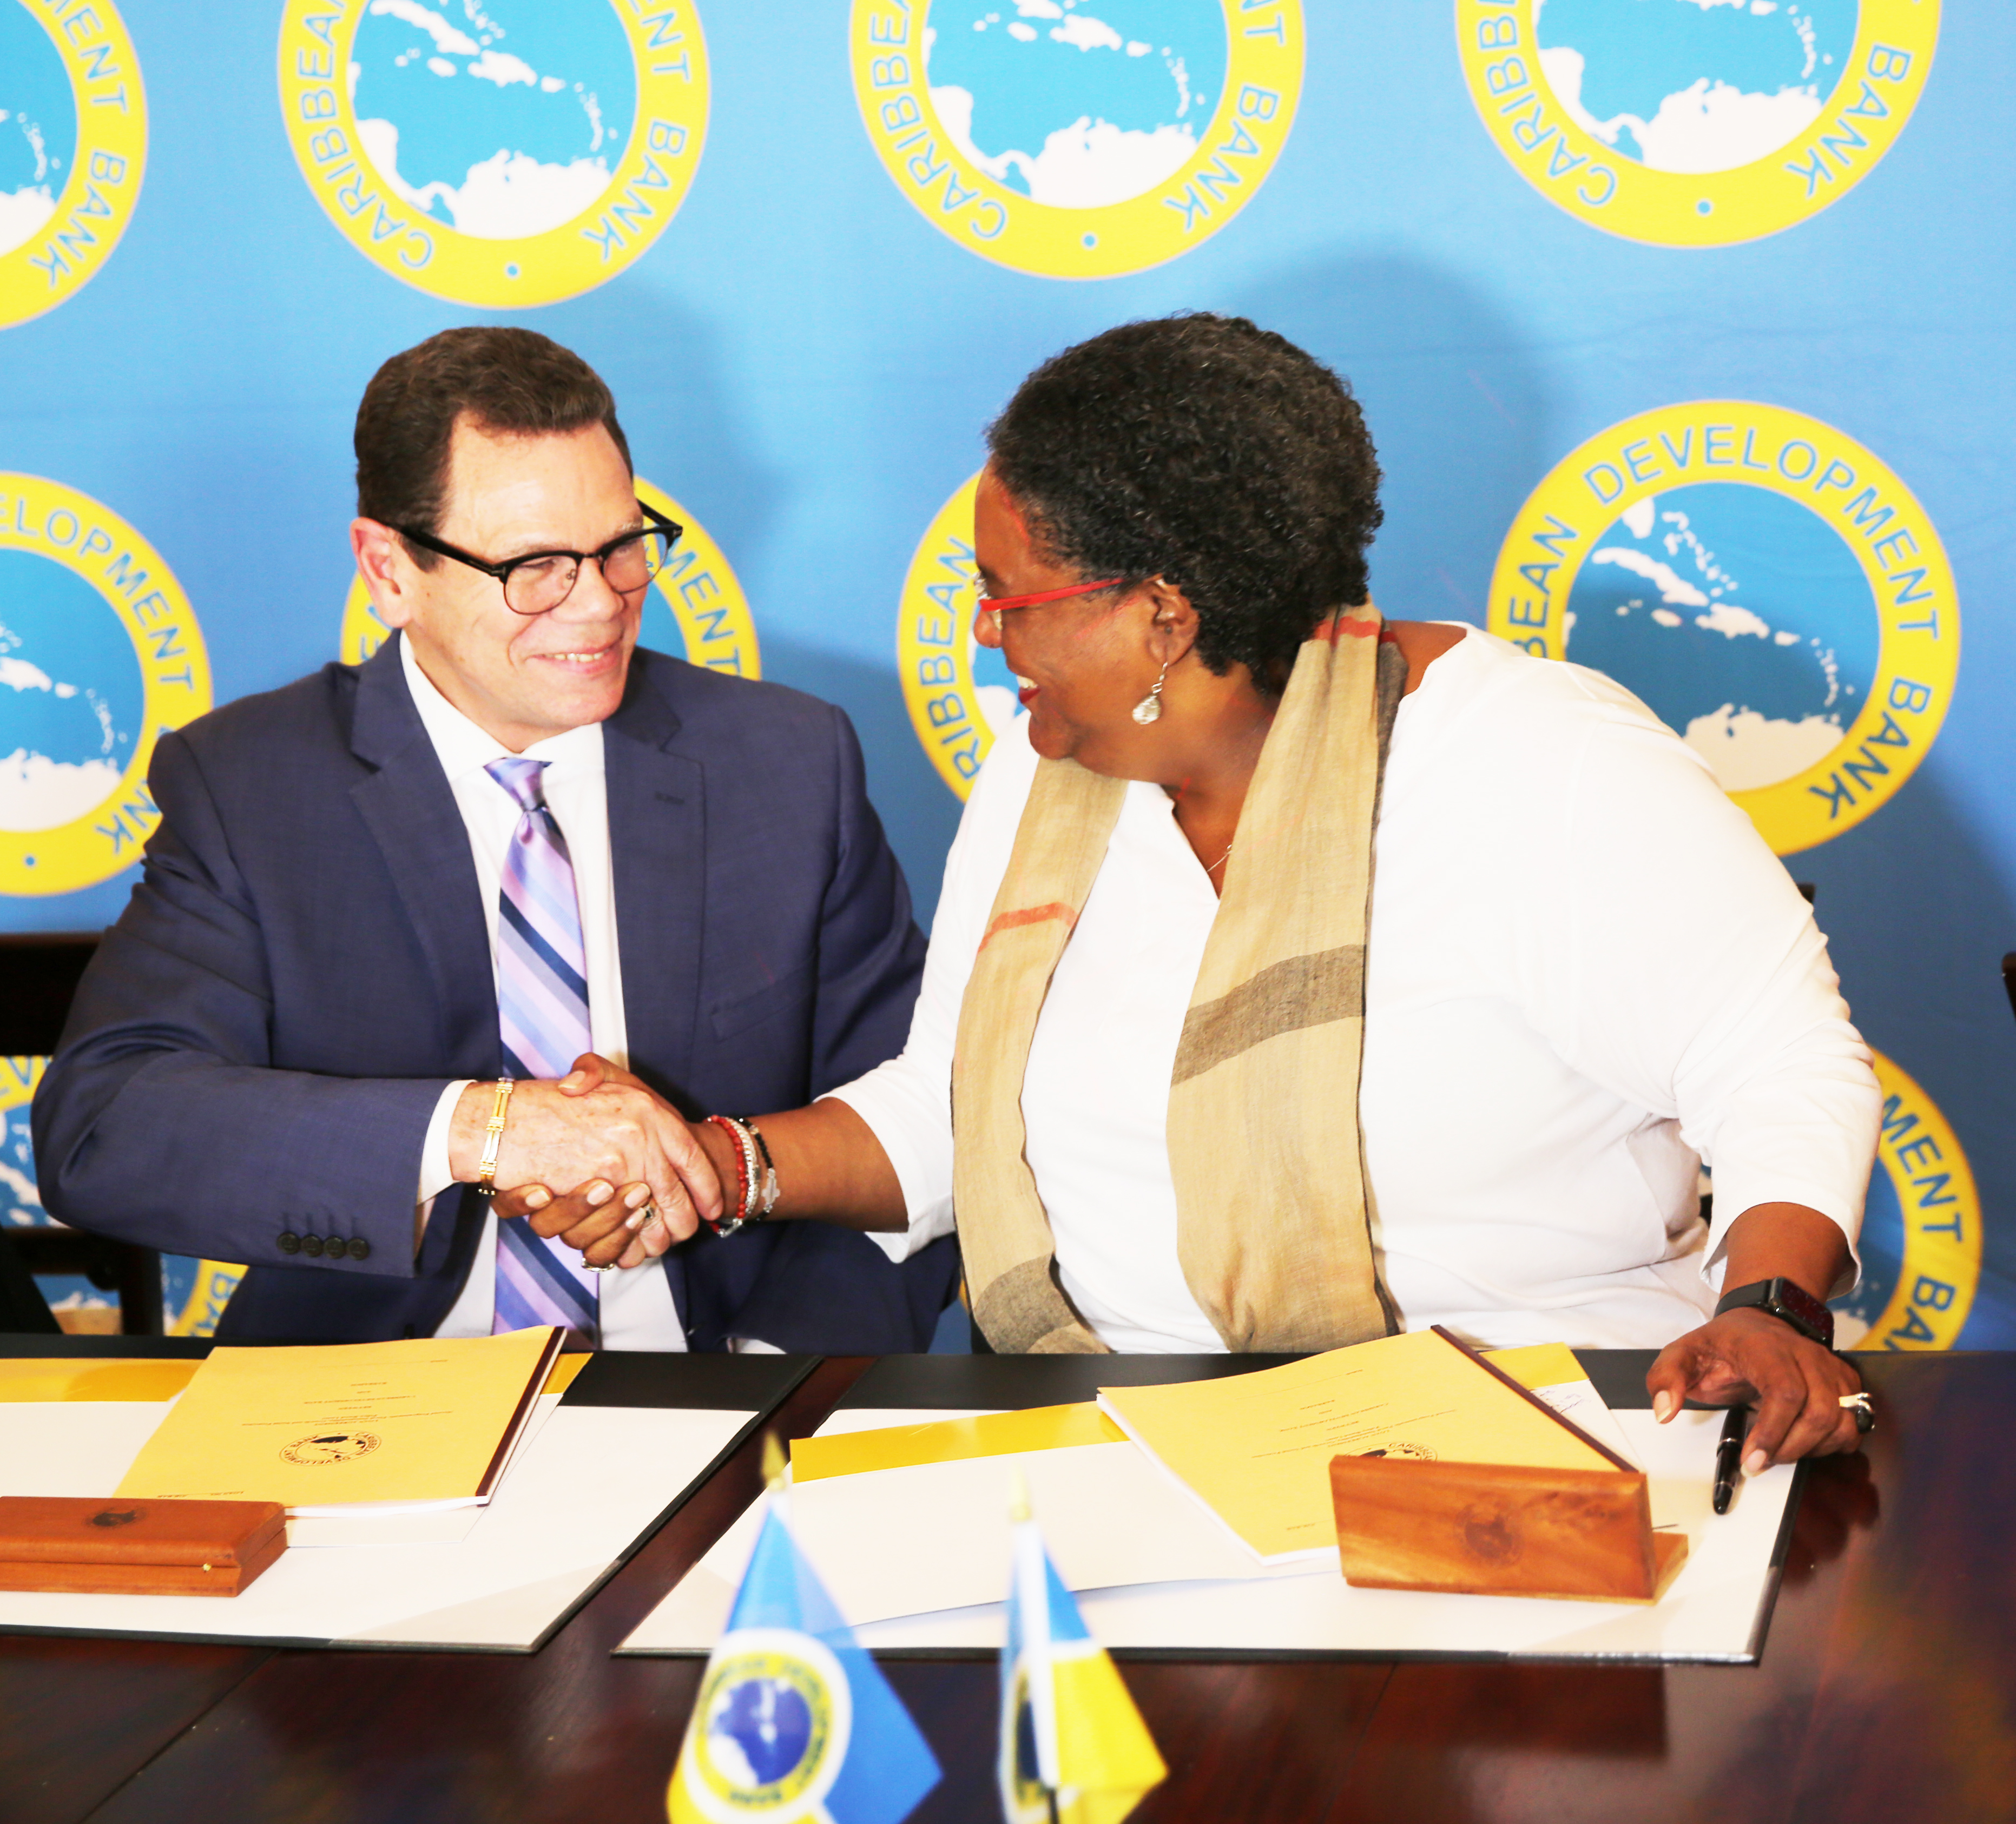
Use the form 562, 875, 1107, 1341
560, 282, 787, 584
1231, 248, 1551, 627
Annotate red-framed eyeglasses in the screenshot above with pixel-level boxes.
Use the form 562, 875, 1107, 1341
976, 576, 1127, 613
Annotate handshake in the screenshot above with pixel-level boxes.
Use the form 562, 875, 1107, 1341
448, 1054, 728, 1271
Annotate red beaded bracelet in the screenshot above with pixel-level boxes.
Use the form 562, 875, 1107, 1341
704, 1113, 756, 1236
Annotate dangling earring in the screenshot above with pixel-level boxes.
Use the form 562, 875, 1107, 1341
1131, 660, 1169, 725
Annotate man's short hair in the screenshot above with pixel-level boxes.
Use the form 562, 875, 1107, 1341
354, 327, 632, 566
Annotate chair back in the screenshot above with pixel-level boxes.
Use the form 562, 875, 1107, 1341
0, 933, 100, 1055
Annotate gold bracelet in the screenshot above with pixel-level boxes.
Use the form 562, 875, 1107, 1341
476, 1078, 513, 1197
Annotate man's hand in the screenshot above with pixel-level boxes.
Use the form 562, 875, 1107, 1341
449, 1056, 722, 1248
1647, 1307, 1865, 1473
493, 1052, 729, 1267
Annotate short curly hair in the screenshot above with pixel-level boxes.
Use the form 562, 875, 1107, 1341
986, 314, 1383, 688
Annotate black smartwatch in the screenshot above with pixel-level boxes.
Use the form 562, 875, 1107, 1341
1714, 1277, 1835, 1348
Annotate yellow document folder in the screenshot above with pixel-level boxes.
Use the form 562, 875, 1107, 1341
790, 1403, 1125, 1484
1097, 1327, 1625, 1563
116, 1327, 563, 1510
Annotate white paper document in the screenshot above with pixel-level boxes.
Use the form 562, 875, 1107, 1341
0, 1399, 755, 1649
620, 1408, 1797, 1663
1529, 1376, 1642, 1469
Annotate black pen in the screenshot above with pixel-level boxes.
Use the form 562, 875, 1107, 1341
1712, 1406, 1747, 1515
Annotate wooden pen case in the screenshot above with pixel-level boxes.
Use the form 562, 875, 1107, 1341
0, 1496, 287, 1596
1329, 1457, 1686, 1603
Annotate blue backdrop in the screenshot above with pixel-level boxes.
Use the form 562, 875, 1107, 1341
2, 2, 2008, 1347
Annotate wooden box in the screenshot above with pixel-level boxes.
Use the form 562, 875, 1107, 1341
1328, 1457, 1686, 1603
0, 1496, 287, 1597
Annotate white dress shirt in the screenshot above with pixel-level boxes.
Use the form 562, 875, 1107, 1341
833, 626, 1879, 1353
400, 635, 688, 1350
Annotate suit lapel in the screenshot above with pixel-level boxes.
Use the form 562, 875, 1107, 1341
604, 656, 704, 1332
347, 637, 500, 1080
604, 656, 705, 1100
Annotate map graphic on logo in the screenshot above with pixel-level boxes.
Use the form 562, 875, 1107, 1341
2, 1058, 42, 1233
853, 1, 1301, 278
351, 0, 631, 241
1, 476, 210, 896
704, 1672, 814, 1787
1564, 483, 1874, 796
1457, 0, 1936, 246
929, 0, 1224, 209
1488, 404, 1955, 856
0, 553, 140, 834
0, 3, 72, 260
280, 1, 708, 307
0, 0, 144, 328
1538, 0, 1855, 176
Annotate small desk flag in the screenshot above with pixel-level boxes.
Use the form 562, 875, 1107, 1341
999, 1470, 1167, 1824
669, 1443, 939, 1824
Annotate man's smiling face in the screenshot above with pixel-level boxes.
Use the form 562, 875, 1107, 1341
367, 415, 647, 751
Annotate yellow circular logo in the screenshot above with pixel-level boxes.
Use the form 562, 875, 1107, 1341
0, 0, 146, 329
851, 0, 1301, 279
1831, 1048, 1980, 1352
895, 471, 1029, 799
164, 1258, 245, 1338
1457, 0, 1936, 247
278, 0, 708, 307
2, 1055, 46, 1228
675, 1630, 850, 1820
0, 474, 212, 895
339, 478, 760, 679
1487, 402, 1956, 856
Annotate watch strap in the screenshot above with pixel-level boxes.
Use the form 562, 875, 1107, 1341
1715, 1276, 1835, 1348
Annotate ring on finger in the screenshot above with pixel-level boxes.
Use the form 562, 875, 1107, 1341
1839, 1390, 1875, 1435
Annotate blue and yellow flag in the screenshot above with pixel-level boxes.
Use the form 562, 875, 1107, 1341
669, 1452, 939, 1824
999, 1473, 1167, 1824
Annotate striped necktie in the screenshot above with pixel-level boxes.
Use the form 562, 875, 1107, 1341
486, 755, 599, 1345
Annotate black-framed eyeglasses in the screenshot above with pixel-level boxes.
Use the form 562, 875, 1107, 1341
395, 500, 683, 616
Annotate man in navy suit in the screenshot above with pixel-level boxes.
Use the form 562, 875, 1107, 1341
32, 327, 957, 1352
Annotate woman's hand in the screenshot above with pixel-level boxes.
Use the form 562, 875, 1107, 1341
490, 1175, 673, 1271
1647, 1308, 1865, 1472
1646, 1200, 1865, 1472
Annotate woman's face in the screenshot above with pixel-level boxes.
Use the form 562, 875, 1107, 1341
972, 468, 1159, 770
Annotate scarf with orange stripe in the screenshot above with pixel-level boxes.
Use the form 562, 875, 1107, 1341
951, 605, 1407, 1353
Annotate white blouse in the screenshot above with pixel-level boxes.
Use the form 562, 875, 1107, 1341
833, 627, 1879, 1352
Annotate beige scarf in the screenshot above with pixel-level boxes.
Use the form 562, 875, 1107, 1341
951, 605, 1406, 1353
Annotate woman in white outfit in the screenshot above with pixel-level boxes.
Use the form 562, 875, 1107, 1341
526, 314, 1876, 1471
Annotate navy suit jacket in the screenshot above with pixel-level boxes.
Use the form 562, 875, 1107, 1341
32, 639, 956, 1351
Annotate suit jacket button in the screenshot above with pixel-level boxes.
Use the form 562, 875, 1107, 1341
302, 1235, 325, 1258
347, 1238, 371, 1261
278, 1232, 301, 1255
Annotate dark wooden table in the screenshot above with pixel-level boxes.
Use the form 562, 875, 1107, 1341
3, 1348, 2010, 1824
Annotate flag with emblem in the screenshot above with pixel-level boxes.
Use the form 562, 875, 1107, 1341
668, 1437, 939, 1824
999, 1469, 1166, 1824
